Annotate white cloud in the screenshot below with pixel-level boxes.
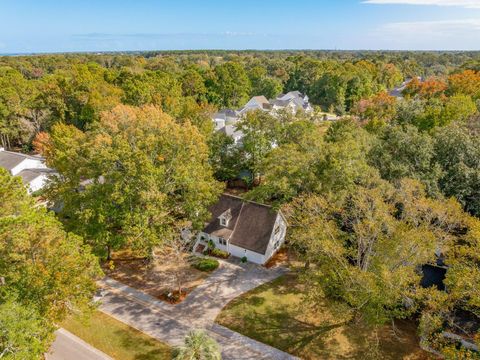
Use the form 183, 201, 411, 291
369, 18, 480, 49
363, 0, 480, 8
381, 18, 480, 34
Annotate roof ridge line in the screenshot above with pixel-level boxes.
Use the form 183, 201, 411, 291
229, 201, 245, 241
222, 193, 273, 209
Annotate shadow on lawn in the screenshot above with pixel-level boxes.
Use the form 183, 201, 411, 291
243, 307, 347, 356
115, 328, 171, 360
219, 273, 427, 360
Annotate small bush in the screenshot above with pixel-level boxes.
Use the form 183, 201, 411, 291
241, 256, 248, 263
162, 290, 181, 303
193, 258, 219, 272
211, 248, 230, 259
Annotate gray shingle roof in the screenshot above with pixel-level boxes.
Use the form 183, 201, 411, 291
203, 194, 279, 255
17, 168, 55, 184
0, 151, 35, 171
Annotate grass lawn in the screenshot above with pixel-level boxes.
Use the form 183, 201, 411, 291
61, 311, 171, 360
216, 273, 431, 360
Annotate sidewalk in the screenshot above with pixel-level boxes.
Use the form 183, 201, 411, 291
98, 260, 297, 360
46, 328, 112, 360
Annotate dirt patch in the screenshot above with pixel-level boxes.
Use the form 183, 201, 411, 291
103, 251, 208, 302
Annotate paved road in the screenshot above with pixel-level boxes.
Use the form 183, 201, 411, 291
98, 259, 297, 360
46, 328, 112, 360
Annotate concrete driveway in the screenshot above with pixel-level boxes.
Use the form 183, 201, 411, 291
98, 258, 297, 360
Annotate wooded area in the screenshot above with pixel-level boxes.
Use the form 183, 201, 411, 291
1, 50, 479, 359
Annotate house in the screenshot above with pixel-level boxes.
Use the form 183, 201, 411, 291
0, 147, 55, 193
194, 194, 287, 265
238, 96, 272, 115
271, 91, 314, 114
212, 91, 314, 144
212, 109, 239, 131
220, 125, 244, 145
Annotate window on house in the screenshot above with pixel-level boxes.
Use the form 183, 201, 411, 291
220, 218, 227, 226
219, 237, 227, 246
274, 225, 281, 235
274, 240, 280, 250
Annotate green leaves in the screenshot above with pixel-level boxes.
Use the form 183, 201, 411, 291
46, 105, 222, 258
0, 168, 101, 357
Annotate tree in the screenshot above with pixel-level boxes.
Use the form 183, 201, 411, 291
404, 77, 447, 99
368, 125, 441, 195
210, 62, 251, 108
0, 168, 101, 356
285, 179, 438, 325
0, 300, 52, 360
439, 94, 477, 126
208, 131, 241, 181
236, 110, 279, 183
448, 70, 480, 100
55, 63, 123, 130
173, 330, 221, 360
248, 66, 283, 99
45, 105, 222, 259
247, 121, 324, 204
313, 73, 347, 115
434, 123, 480, 217
181, 69, 207, 101
0, 67, 32, 148
352, 92, 397, 129
284, 177, 479, 326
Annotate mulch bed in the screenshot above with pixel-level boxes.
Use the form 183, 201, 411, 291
265, 248, 290, 268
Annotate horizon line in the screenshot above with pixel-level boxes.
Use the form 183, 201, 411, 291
2, 48, 480, 56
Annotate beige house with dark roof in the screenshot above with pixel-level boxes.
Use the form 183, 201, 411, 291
194, 194, 287, 265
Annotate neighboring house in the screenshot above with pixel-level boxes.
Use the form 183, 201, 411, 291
271, 91, 314, 114
194, 194, 287, 265
212, 109, 239, 131
220, 125, 244, 145
0, 147, 54, 193
238, 96, 272, 115
212, 91, 314, 144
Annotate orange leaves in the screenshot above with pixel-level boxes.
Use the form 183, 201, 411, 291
405, 77, 447, 99
448, 70, 480, 98
32, 131, 51, 156
353, 92, 397, 123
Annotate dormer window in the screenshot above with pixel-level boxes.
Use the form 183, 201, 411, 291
219, 209, 232, 227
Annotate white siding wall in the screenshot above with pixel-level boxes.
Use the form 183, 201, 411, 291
213, 118, 225, 131
229, 244, 265, 265
27, 174, 48, 194
263, 213, 287, 263
10, 158, 46, 176
198, 211, 287, 266
198, 232, 229, 252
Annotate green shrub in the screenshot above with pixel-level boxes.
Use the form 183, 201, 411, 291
211, 248, 230, 259
193, 258, 219, 272
241, 256, 248, 263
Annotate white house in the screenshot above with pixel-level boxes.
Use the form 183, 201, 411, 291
0, 148, 55, 193
220, 125, 244, 145
271, 91, 313, 114
212, 109, 240, 131
194, 194, 287, 265
238, 96, 272, 115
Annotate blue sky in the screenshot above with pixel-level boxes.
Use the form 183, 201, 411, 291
1, 0, 480, 53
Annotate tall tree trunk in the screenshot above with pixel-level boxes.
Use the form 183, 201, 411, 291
106, 245, 112, 261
